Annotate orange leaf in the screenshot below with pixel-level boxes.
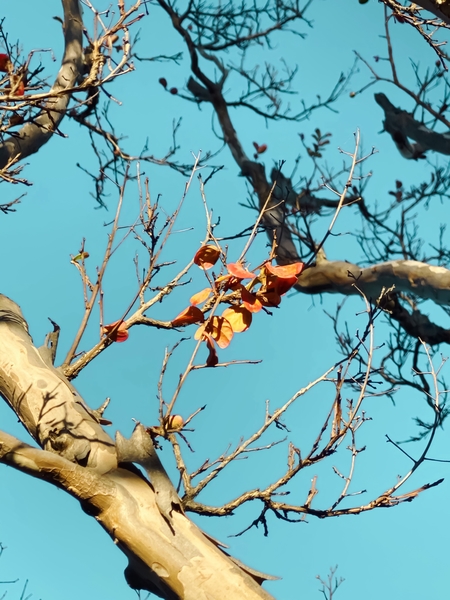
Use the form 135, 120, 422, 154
194, 245, 221, 270
227, 262, 254, 280
240, 285, 263, 313
265, 262, 304, 279
222, 306, 252, 333
268, 274, 299, 296
171, 306, 204, 327
196, 316, 233, 348
190, 287, 212, 306
102, 320, 129, 342
166, 414, 184, 430
277, 276, 298, 295
211, 316, 234, 348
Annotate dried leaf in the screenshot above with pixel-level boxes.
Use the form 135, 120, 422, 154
194, 245, 221, 270
196, 316, 233, 349
253, 141, 268, 154
265, 261, 304, 279
102, 320, 129, 343
267, 274, 299, 296
166, 415, 184, 430
0, 54, 11, 73
222, 306, 252, 333
256, 290, 282, 307
190, 287, 212, 306
227, 262, 254, 280
205, 334, 219, 367
240, 285, 263, 313
171, 306, 204, 327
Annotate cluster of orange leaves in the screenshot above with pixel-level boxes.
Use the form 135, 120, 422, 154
171, 244, 304, 366
0, 53, 25, 96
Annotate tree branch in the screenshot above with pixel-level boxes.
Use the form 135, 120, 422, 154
0, 0, 83, 170
375, 92, 450, 158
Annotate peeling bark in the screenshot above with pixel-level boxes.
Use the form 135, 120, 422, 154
0, 295, 276, 599
297, 258, 450, 305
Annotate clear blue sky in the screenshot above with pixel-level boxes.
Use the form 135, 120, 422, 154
1, 1, 449, 599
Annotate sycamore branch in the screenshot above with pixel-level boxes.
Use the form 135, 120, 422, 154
297, 258, 450, 305
0, 294, 116, 472
0, 0, 83, 170
375, 92, 450, 159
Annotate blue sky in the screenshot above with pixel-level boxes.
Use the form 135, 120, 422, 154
1, 1, 450, 599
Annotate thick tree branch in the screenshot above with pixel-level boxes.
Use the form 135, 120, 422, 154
0, 294, 117, 473
375, 92, 450, 158
297, 258, 450, 305
0, 0, 83, 170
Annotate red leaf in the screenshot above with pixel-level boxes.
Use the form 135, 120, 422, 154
272, 275, 299, 296
159, 77, 168, 88
240, 285, 263, 313
102, 320, 129, 343
0, 54, 11, 73
252, 142, 267, 154
171, 306, 204, 327
169, 87, 178, 95
194, 245, 221, 270
265, 262, 304, 279
227, 262, 254, 280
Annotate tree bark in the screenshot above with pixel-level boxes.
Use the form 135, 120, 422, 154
0, 0, 83, 170
0, 294, 275, 599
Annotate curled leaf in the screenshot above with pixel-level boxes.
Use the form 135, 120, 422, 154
195, 316, 233, 349
265, 262, 304, 279
253, 142, 268, 154
171, 306, 204, 327
194, 245, 221, 270
190, 287, 212, 306
166, 414, 184, 430
73, 251, 90, 262
222, 306, 252, 333
0, 54, 11, 73
102, 320, 129, 343
227, 262, 254, 280
205, 334, 219, 367
240, 285, 263, 313
263, 273, 299, 296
